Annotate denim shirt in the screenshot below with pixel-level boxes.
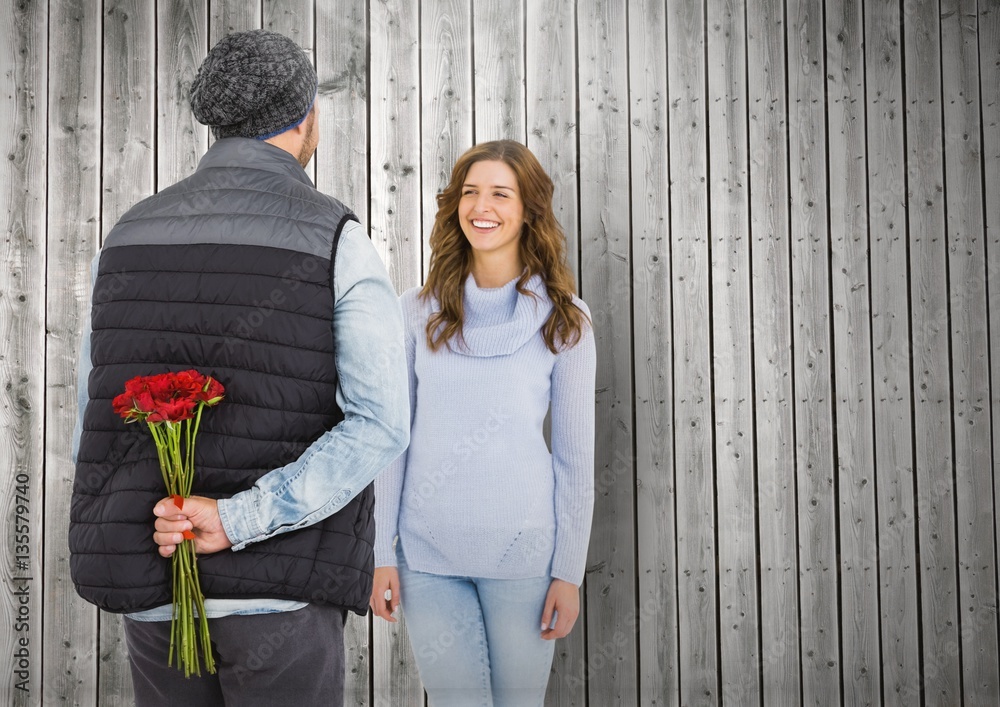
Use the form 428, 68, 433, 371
73, 220, 409, 620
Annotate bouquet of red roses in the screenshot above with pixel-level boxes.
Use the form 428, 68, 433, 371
113, 370, 225, 677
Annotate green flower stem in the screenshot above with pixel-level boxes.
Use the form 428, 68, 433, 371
148, 423, 171, 491
187, 403, 206, 495
170, 423, 184, 495
177, 542, 196, 676
168, 548, 179, 667
189, 546, 215, 673
149, 411, 216, 676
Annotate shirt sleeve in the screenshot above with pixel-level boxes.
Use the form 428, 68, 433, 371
218, 220, 411, 550
373, 288, 420, 567
549, 301, 597, 585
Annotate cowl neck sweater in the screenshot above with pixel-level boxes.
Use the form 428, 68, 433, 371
374, 273, 596, 585
437, 273, 554, 357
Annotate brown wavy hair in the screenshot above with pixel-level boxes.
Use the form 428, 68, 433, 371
421, 140, 588, 353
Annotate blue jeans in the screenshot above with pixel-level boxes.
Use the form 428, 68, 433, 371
397, 545, 556, 707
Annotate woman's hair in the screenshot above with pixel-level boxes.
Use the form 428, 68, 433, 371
421, 140, 589, 353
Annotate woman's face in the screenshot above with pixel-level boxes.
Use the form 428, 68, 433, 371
458, 160, 525, 265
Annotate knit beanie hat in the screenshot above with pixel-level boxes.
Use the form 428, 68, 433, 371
190, 29, 317, 140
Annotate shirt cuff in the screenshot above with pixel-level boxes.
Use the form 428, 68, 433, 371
217, 488, 265, 551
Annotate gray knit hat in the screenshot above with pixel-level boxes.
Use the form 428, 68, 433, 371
190, 29, 317, 140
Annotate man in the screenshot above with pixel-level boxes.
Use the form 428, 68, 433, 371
70, 30, 408, 705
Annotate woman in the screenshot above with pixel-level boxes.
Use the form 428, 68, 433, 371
370, 140, 596, 706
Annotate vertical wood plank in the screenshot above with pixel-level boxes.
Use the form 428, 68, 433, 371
902, 0, 963, 702
578, 0, 636, 703
103, 0, 156, 232
746, 0, 801, 701
978, 6, 1000, 695
472, 0, 525, 141
157, 1, 208, 190
825, 0, 881, 703
315, 3, 371, 704
369, 0, 422, 293
786, 0, 841, 703
526, 0, 579, 282
629, 1, 677, 704
668, 1, 719, 703
370, 0, 424, 704
263, 0, 315, 182
420, 0, 472, 280
707, 0, 760, 703
0, 1, 46, 704
316, 0, 367, 208
43, 0, 101, 703
210, 0, 261, 42
99, 0, 157, 700
864, 0, 921, 703
940, 0, 1000, 701
263, 0, 311, 43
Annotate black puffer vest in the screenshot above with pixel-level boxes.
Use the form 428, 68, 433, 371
70, 138, 373, 614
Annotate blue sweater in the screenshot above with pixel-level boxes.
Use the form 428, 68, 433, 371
375, 273, 596, 585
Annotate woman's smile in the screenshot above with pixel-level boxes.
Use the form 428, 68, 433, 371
459, 159, 525, 260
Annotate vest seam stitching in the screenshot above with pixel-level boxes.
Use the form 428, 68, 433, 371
117, 210, 350, 231
93, 296, 332, 323
92, 325, 334, 356
153, 177, 355, 211
96, 268, 328, 291
87, 360, 336, 386
85, 396, 334, 417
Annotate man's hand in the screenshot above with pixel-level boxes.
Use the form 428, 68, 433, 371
370, 566, 401, 622
152, 496, 233, 557
540, 578, 580, 640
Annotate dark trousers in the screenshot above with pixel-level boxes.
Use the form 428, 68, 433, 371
123, 604, 346, 707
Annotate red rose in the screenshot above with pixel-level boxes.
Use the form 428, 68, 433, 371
148, 397, 197, 423
134, 390, 156, 413
112, 392, 134, 419
123, 375, 146, 396
172, 370, 207, 400
199, 377, 225, 405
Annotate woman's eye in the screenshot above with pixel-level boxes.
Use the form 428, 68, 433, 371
494, 192, 508, 198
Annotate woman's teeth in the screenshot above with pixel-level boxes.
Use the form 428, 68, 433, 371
472, 219, 499, 229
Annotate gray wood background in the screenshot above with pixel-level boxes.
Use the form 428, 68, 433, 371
2, 0, 999, 704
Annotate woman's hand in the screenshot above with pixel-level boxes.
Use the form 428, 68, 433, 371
540, 578, 580, 640
370, 566, 401, 622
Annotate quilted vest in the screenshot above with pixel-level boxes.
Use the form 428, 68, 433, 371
70, 138, 373, 614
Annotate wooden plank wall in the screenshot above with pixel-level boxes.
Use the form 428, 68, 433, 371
2, 0, 999, 705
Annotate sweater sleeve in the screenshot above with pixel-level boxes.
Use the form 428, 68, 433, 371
549, 300, 597, 585
373, 287, 421, 567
